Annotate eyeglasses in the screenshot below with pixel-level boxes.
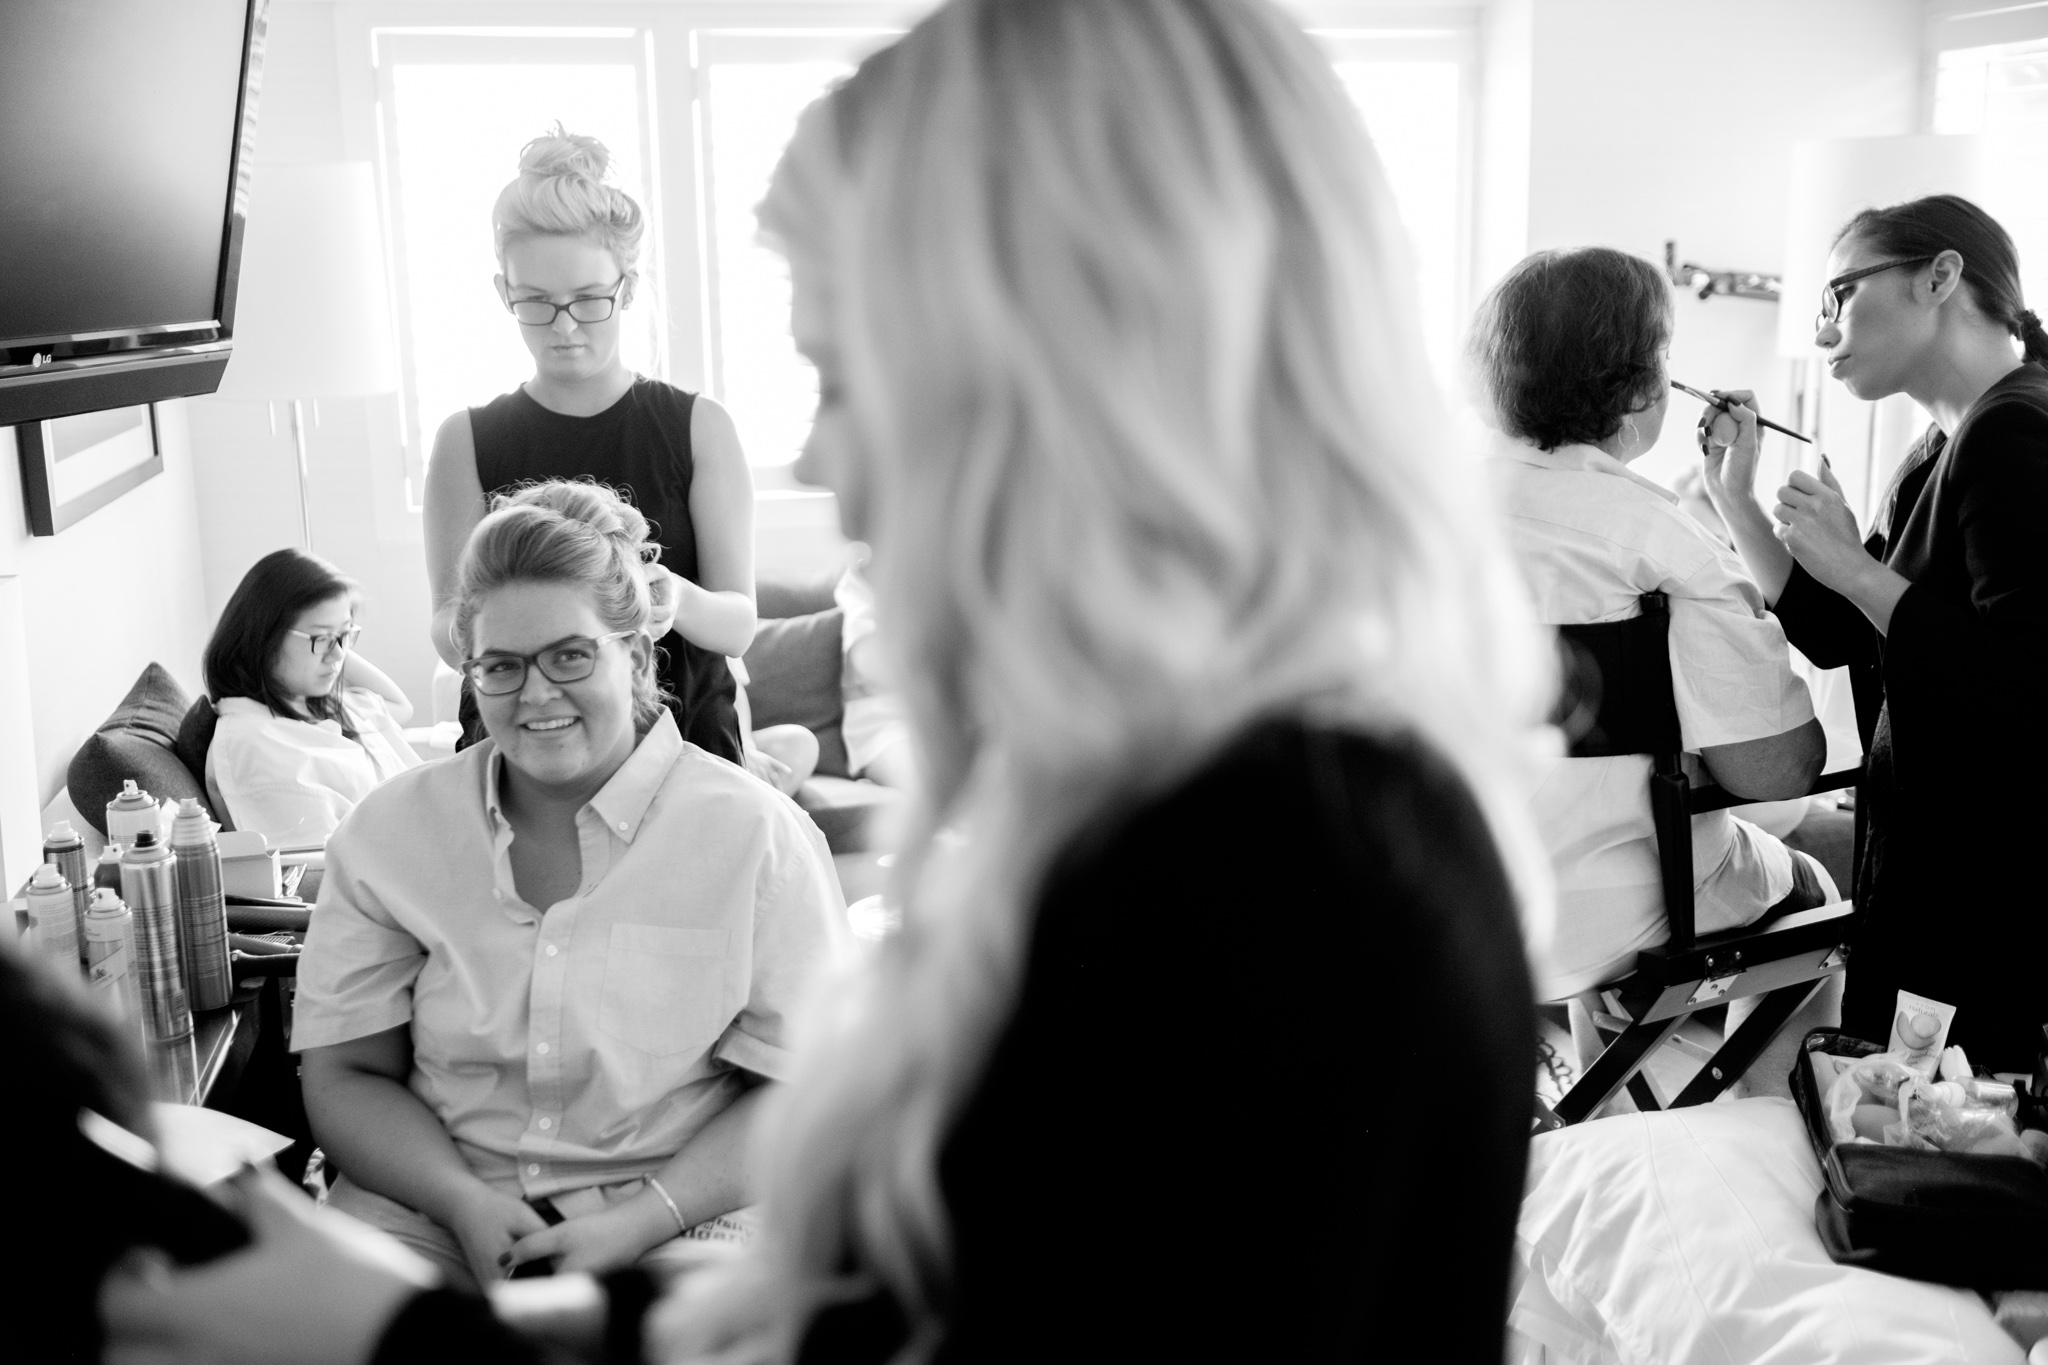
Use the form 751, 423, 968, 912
459, 631, 637, 696
505, 280, 626, 327
287, 625, 361, 660
1816, 257, 1936, 332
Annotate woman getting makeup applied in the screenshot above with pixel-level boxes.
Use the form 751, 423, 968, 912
99, 2, 1551, 1362
424, 130, 755, 767
1698, 195, 2048, 1069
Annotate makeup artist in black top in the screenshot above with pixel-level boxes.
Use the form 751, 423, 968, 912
1699, 195, 2048, 1070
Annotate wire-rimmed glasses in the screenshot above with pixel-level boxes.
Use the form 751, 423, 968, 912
287, 624, 361, 660
1816, 257, 1936, 333
505, 280, 627, 327
459, 631, 637, 696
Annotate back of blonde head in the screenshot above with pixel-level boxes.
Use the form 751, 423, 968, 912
666, 1, 1552, 1358
493, 126, 645, 285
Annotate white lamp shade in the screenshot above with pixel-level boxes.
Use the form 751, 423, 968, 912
1777, 135, 1989, 358
215, 162, 400, 399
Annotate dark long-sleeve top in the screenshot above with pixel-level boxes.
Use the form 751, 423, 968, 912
799, 719, 1537, 1364
1773, 362, 2048, 1069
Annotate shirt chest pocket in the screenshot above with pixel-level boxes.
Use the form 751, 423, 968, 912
597, 924, 733, 1058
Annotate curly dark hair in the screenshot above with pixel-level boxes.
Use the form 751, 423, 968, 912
1467, 247, 1671, 451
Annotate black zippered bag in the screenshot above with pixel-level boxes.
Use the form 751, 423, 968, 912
1790, 1028, 2048, 1288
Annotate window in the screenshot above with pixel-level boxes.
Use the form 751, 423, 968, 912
1932, 37, 2048, 312
373, 30, 662, 502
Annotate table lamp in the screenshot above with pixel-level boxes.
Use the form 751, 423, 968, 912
212, 162, 399, 550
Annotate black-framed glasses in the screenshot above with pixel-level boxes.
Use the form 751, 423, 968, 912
287, 624, 361, 660
505, 279, 627, 327
1816, 257, 1936, 332
459, 631, 637, 696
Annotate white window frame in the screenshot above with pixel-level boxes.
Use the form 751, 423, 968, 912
333, 0, 1478, 524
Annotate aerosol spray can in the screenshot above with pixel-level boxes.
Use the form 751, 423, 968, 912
170, 798, 231, 1012
121, 830, 191, 1044
105, 779, 160, 847
94, 845, 124, 893
84, 888, 144, 1033
42, 820, 91, 967
24, 863, 80, 975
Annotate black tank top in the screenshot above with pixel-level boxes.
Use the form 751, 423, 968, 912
463, 377, 742, 764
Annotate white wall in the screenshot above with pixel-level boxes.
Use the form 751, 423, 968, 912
1476, 0, 1925, 509
0, 405, 213, 888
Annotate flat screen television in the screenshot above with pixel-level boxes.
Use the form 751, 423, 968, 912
0, 0, 265, 427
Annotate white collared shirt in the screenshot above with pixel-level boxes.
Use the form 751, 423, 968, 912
1494, 442, 1815, 999
207, 689, 420, 846
291, 712, 850, 1198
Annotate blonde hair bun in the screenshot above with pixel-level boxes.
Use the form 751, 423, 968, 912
518, 126, 612, 183
493, 123, 646, 282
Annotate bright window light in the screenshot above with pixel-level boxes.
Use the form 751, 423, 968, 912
1335, 61, 1463, 372
387, 62, 659, 471
703, 62, 851, 466
1932, 40, 2048, 317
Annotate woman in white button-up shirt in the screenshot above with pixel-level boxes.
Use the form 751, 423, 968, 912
202, 549, 420, 846
290, 480, 846, 1294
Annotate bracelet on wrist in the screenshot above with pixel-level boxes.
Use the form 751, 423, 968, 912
646, 1176, 688, 1236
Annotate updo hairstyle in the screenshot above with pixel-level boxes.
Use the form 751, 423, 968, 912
454, 480, 664, 731
1836, 193, 2048, 366
1467, 247, 1672, 452
492, 125, 645, 293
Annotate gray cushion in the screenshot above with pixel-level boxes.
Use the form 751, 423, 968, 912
756, 572, 841, 620
743, 608, 849, 777
67, 663, 207, 835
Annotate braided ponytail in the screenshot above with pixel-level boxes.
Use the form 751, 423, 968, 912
2017, 308, 2048, 367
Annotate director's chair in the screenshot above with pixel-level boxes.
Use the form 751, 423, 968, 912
1537, 592, 1860, 1128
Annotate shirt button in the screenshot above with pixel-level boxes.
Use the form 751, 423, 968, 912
539, 1117, 553, 1130
527, 1163, 540, 1176
492, 889, 503, 901
536, 1041, 550, 1055
546, 944, 559, 957
618, 820, 628, 831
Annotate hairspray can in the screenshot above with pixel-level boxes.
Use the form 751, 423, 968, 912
94, 844, 125, 893
105, 779, 160, 848
84, 888, 144, 1032
42, 820, 91, 967
169, 798, 232, 1012
24, 863, 80, 975
121, 830, 191, 1044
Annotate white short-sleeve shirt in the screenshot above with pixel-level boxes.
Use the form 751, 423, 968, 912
207, 689, 420, 845
291, 712, 850, 1199
1494, 443, 1816, 1000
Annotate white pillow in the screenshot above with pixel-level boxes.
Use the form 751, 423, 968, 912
1513, 1097, 2024, 1365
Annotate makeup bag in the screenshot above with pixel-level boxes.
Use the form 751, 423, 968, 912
1791, 1028, 2048, 1288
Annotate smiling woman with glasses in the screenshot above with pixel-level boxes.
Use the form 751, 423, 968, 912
420, 126, 762, 777
200, 547, 420, 847
1696, 193, 2048, 1070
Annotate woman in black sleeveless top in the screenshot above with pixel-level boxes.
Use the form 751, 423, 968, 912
424, 131, 754, 765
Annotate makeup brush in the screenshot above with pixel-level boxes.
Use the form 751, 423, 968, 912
1671, 379, 1812, 444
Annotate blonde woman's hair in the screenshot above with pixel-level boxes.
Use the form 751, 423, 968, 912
492, 125, 645, 291
664, 0, 1554, 1359
454, 479, 664, 732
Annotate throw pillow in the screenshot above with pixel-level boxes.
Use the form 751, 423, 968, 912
744, 608, 849, 778
67, 663, 208, 836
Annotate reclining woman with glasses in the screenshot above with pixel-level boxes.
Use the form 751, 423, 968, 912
202, 548, 420, 846
1699, 195, 2048, 1070
422, 128, 757, 772
290, 479, 846, 1292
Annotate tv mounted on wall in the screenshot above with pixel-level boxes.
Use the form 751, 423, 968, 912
0, 0, 266, 428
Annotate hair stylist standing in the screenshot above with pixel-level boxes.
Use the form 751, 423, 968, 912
1699, 195, 2048, 1070
425, 129, 754, 765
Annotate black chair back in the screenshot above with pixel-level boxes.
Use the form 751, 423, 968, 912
1552, 592, 1698, 950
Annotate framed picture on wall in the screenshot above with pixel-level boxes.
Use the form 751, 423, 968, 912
14, 404, 163, 536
